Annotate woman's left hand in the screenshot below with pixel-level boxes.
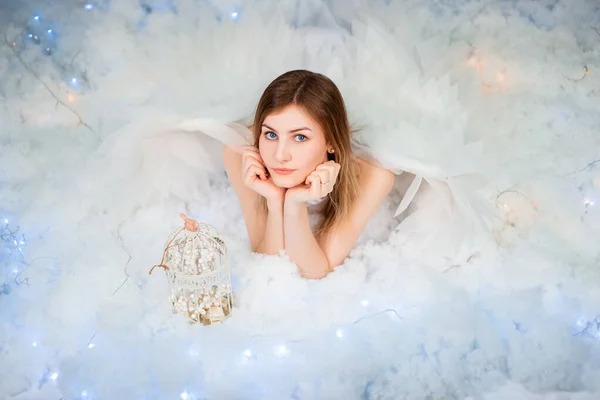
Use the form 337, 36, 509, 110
285, 161, 341, 204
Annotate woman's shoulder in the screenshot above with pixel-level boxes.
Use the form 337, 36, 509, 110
356, 156, 395, 185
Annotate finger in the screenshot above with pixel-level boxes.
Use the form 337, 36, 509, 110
241, 145, 260, 153
310, 174, 321, 198
180, 213, 189, 222
245, 157, 264, 169
243, 148, 263, 163
305, 171, 318, 185
319, 162, 340, 183
316, 163, 338, 178
246, 164, 266, 181
316, 169, 331, 185
248, 161, 267, 180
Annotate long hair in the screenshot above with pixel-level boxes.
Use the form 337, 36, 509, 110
252, 70, 360, 239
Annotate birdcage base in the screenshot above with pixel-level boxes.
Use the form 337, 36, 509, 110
171, 293, 233, 325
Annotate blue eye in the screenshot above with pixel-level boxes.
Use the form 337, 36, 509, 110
265, 131, 277, 140
295, 134, 307, 142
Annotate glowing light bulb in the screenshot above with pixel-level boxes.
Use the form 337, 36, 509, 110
32, 342, 37, 347
71, 78, 78, 84
467, 56, 485, 71
584, 198, 594, 207
3, 218, 8, 224
47, 29, 52, 34
34, 16, 40, 21
84, 4, 94, 11
87, 343, 95, 349
180, 392, 189, 400
274, 345, 289, 357
361, 300, 369, 307
50, 372, 59, 381
81, 390, 88, 397
243, 349, 252, 358
230, 11, 239, 20
336, 329, 344, 338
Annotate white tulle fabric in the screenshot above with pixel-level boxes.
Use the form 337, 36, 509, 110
95, 9, 499, 249
100, 110, 495, 248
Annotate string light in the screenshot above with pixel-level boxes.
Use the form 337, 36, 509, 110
180, 391, 189, 400
84, 4, 94, 11
465, 51, 507, 94
274, 345, 289, 357
50, 372, 59, 381
187, 348, 199, 357
584, 198, 595, 207
1, 217, 27, 253
573, 317, 600, 340
466, 54, 485, 71
230, 11, 240, 21
563, 65, 589, 82
336, 329, 344, 339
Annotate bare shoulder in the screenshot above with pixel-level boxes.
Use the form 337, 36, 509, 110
222, 144, 242, 162
356, 157, 395, 190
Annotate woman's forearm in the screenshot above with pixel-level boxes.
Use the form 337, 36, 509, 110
283, 199, 330, 279
255, 198, 285, 255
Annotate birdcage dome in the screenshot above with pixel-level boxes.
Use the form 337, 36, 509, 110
150, 220, 233, 325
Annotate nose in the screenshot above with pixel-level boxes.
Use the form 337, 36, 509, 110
274, 140, 291, 163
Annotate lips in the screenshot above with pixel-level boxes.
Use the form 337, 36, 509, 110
272, 168, 296, 175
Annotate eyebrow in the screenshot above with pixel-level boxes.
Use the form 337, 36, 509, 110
262, 124, 312, 134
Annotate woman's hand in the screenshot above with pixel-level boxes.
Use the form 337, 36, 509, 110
285, 161, 341, 204
241, 146, 286, 201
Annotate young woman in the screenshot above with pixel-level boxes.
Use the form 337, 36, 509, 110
106, 68, 487, 280
182, 70, 395, 279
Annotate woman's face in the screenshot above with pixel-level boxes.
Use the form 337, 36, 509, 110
259, 105, 328, 189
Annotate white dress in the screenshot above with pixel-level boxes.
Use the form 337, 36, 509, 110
98, 113, 497, 255
94, 12, 499, 254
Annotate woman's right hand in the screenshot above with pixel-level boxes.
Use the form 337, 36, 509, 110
241, 146, 286, 201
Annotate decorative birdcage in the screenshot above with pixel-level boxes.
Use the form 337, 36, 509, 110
149, 217, 233, 325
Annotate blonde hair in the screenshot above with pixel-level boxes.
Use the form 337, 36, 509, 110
252, 70, 360, 239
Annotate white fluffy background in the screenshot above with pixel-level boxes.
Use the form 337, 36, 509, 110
1, 0, 599, 399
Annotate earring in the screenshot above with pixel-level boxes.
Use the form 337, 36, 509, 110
327, 148, 335, 154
